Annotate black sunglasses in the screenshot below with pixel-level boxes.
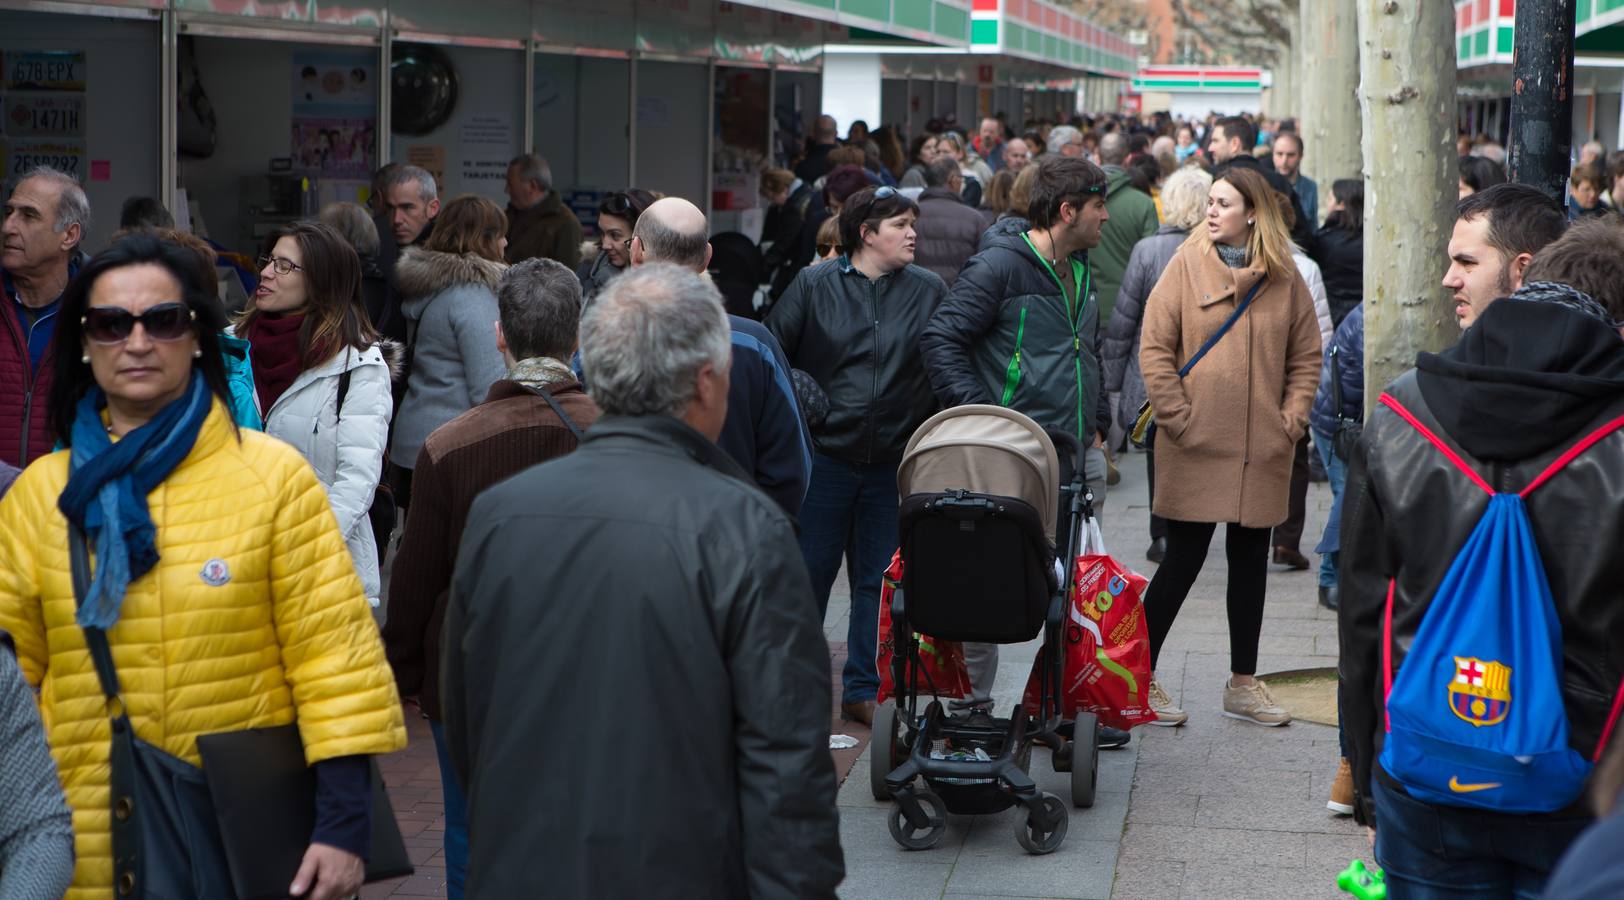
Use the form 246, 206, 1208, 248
602, 192, 635, 216
81, 302, 196, 345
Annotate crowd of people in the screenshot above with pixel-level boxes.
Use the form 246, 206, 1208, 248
0, 99, 1622, 900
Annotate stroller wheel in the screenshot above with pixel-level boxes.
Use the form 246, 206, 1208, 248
869, 701, 902, 802
888, 790, 947, 850
1070, 712, 1099, 808
1014, 792, 1069, 854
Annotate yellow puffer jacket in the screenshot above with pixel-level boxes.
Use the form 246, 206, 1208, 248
0, 401, 407, 899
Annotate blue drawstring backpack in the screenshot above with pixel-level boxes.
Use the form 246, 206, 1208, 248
1377, 394, 1624, 813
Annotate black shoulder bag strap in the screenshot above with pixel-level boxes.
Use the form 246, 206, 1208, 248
532, 385, 586, 442
69, 524, 144, 897
1178, 278, 1265, 378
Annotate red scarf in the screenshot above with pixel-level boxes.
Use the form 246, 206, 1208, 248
245, 313, 306, 414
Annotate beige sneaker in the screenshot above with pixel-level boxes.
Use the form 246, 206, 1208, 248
1222, 678, 1291, 726
1328, 758, 1355, 816
1147, 679, 1188, 727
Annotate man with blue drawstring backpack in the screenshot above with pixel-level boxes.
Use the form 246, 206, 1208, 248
1339, 274, 1624, 897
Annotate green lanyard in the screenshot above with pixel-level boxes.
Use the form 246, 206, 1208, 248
1004, 235, 1092, 439
1020, 232, 1089, 329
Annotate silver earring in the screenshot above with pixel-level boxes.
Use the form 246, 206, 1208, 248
192, 349, 203, 359
81, 354, 90, 364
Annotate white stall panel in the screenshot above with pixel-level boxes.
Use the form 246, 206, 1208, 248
820, 54, 880, 138
1, 11, 159, 252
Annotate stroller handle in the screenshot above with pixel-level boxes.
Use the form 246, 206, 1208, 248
1045, 429, 1086, 475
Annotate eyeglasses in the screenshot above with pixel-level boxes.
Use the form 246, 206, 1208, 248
258, 255, 303, 276
816, 243, 837, 257
81, 302, 196, 345
873, 186, 898, 201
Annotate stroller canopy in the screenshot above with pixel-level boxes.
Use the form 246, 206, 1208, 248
898, 405, 1061, 539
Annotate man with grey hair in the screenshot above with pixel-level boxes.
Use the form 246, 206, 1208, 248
374, 164, 440, 344
385, 256, 598, 900
380, 164, 440, 248
914, 157, 984, 284
442, 261, 843, 899
1046, 124, 1085, 159
2, 166, 88, 467
503, 153, 582, 269
631, 197, 811, 518
1002, 137, 1032, 173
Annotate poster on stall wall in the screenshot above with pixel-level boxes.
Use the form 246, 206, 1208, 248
405, 145, 447, 194
290, 52, 377, 180
0, 50, 88, 191
458, 115, 514, 203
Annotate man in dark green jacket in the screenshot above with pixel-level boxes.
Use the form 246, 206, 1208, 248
919, 156, 1128, 747
1094, 132, 1161, 328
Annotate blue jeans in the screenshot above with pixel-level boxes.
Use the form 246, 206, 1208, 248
428, 720, 469, 900
1313, 428, 1348, 589
800, 452, 899, 704
1372, 778, 1588, 899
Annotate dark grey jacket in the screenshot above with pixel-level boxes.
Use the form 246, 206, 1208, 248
914, 187, 986, 286
766, 258, 945, 464
1102, 224, 1188, 430
442, 415, 843, 899
0, 632, 75, 900
921, 218, 1110, 443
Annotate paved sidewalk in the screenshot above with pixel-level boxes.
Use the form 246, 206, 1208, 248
365, 447, 1361, 898
828, 449, 1364, 899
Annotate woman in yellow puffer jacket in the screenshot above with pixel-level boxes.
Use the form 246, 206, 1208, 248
0, 234, 407, 900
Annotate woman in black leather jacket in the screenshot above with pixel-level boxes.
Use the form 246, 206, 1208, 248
765, 186, 945, 727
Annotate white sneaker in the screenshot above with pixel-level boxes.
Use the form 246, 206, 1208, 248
1222, 678, 1291, 726
1147, 679, 1188, 727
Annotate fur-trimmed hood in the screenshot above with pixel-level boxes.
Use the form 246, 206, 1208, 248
392, 248, 506, 316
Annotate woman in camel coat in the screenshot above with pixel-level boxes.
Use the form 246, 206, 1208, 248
1136, 166, 1322, 730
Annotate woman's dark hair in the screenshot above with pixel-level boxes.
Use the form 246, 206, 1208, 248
49, 233, 236, 446
908, 132, 937, 166
1127, 154, 1160, 194
597, 188, 657, 226
237, 221, 377, 367
1329, 179, 1364, 233
838, 187, 920, 256
823, 165, 871, 209
1459, 154, 1507, 194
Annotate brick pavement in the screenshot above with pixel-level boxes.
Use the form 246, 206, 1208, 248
365, 448, 1361, 898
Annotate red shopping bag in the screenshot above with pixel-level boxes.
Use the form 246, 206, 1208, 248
1023, 520, 1158, 730
875, 549, 973, 704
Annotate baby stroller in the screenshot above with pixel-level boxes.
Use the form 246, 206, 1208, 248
870, 405, 1100, 855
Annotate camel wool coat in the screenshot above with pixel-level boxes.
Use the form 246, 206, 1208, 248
1138, 241, 1322, 528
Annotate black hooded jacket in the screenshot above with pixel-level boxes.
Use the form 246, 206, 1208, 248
1339, 299, 1624, 826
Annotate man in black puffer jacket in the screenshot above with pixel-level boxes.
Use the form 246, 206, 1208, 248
920, 157, 1124, 746
913, 159, 986, 285
1340, 288, 1624, 895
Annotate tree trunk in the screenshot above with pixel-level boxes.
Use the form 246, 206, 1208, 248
1301, 0, 1363, 224
1357, 0, 1457, 411
1271, 10, 1299, 121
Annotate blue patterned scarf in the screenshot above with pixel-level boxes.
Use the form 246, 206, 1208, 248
57, 371, 213, 628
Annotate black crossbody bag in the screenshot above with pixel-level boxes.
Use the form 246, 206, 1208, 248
69, 525, 411, 900
1328, 344, 1364, 459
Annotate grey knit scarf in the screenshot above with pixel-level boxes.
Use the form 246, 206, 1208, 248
1506, 281, 1620, 330
1215, 243, 1249, 269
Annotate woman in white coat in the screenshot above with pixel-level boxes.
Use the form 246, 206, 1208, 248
238, 221, 395, 604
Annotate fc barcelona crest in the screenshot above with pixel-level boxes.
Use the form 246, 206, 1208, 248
1447, 656, 1511, 727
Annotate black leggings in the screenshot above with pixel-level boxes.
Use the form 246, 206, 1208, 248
1145, 519, 1272, 676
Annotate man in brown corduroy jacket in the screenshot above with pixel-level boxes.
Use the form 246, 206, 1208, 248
381, 256, 599, 898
